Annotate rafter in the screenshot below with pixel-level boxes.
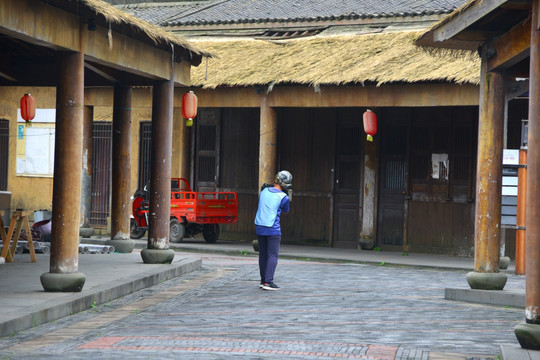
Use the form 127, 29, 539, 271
433, 0, 508, 42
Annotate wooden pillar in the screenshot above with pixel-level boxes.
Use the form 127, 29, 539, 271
466, 53, 507, 290
360, 138, 378, 250
80, 106, 93, 230
525, 2, 540, 322
40, 51, 86, 292
515, 0, 540, 349
258, 94, 277, 189
141, 79, 175, 264
107, 86, 135, 253
516, 149, 527, 275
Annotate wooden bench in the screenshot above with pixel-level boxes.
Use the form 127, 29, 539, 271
0, 210, 36, 262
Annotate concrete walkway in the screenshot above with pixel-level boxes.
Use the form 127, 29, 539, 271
0, 236, 535, 359
0, 249, 201, 338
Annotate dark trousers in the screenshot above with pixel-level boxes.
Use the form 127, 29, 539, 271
257, 235, 281, 283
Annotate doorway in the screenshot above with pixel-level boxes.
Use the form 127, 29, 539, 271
332, 115, 363, 249
377, 115, 408, 250
194, 109, 221, 192
90, 122, 112, 226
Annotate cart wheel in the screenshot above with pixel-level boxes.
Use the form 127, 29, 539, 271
170, 218, 185, 243
203, 224, 220, 243
130, 218, 146, 239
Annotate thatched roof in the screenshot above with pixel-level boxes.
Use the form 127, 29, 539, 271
189, 31, 480, 89
81, 0, 213, 59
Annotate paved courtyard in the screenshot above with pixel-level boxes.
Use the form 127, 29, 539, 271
0, 252, 524, 359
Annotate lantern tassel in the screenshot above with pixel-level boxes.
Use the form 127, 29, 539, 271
367, 134, 373, 142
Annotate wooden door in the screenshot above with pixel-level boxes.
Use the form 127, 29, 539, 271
332, 116, 362, 249
90, 122, 112, 226
195, 109, 221, 192
377, 117, 408, 250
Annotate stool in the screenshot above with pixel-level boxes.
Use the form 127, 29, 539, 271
0, 210, 36, 263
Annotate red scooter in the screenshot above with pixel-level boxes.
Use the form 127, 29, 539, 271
130, 185, 149, 239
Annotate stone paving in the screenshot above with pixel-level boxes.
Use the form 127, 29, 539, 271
0, 253, 524, 359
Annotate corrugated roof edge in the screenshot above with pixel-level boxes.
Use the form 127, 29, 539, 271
163, 9, 457, 27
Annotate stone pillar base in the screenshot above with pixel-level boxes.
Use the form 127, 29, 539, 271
105, 239, 135, 253
359, 237, 376, 250
141, 248, 175, 264
515, 323, 540, 350
40, 272, 86, 292
466, 271, 507, 290
499, 256, 511, 270
79, 227, 95, 238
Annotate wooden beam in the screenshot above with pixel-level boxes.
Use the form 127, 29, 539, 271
452, 29, 497, 42
193, 84, 480, 108
487, 17, 531, 71
84, 62, 119, 84
433, 0, 508, 42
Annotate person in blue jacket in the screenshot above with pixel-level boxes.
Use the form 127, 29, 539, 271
254, 170, 292, 291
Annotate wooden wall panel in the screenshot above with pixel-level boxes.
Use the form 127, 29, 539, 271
278, 108, 335, 192
221, 193, 257, 235
407, 201, 475, 256
281, 196, 331, 246
219, 108, 259, 237
277, 108, 336, 245
220, 108, 259, 190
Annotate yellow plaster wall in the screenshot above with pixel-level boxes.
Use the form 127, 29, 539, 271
0, 87, 55, 212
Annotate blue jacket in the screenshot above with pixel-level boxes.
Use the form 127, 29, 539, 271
254, 187, 290, 236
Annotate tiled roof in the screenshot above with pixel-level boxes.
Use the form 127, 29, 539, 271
116, 0, 468, 26
117, 2, 211, 25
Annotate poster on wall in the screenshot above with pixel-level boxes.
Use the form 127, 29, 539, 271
16, 109, 56, 176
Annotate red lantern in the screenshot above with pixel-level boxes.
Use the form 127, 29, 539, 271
363, 109, 377, 142
20, 94, 36, 122
182, 91, 198, 127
